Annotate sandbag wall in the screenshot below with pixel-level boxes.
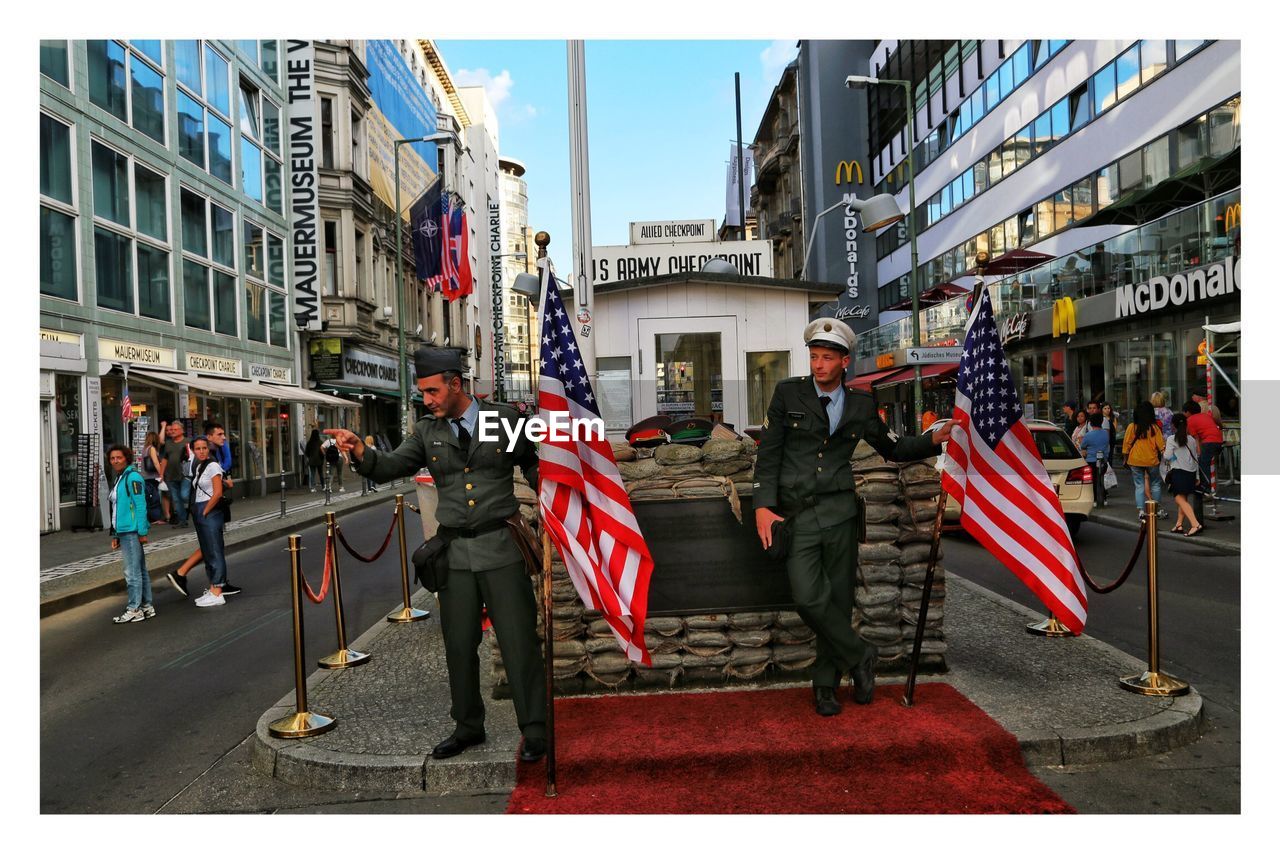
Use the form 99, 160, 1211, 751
490, 437, 946, 697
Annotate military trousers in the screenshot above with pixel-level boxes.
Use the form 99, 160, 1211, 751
785, 513, 871, 689
437, 561, 546, 741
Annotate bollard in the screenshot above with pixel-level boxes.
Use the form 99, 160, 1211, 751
1119, 499, 1191, 696
268, 535, 338, 738
318, 513, 371, 669
1026, 616, 1075, 637
386, 494, 431, 623
323, 460, 332, 506
279, 467, 287, 519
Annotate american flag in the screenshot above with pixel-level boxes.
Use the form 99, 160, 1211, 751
940, 288, 1088, 633
121, 381, 132, 423
442, 199, 472, 302
536, 262, 654, 664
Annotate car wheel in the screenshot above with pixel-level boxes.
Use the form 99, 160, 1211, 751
1066, 515, 1083, 538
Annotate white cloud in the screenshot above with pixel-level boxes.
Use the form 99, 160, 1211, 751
454, 67, 515, 109
760, 39, 797, 83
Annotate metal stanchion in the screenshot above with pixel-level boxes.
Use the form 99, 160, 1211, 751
318, 512, 370, 669
386, 494, 431, 623
323, 460, 332, 506
1027, 616, 1076, 637
279, 467, 287, 518
269, 535, 338, 738
1119, 499, 1190, 697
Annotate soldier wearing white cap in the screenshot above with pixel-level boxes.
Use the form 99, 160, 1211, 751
752, 317, 951, 716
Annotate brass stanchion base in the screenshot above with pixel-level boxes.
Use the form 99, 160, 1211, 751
1119, 671, 1190, 697
268, 711, 337, 739
318, 648, 371, 669
1026, 617, 1076, 637
386, 606, 431, 623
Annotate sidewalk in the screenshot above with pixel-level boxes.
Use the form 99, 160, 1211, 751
39, 478, 418, 617
248, 575, 1204, 796
1087, 477, 1240, 553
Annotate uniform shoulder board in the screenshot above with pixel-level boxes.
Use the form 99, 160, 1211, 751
417, 413, 439, 423
778, 376, 805, 387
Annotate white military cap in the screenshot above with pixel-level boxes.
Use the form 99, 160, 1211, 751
803, 317, 856, 355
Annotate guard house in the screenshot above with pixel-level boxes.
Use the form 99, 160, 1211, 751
590, 270, 844, 437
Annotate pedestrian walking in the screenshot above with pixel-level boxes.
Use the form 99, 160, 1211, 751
1070, 409, 1089, 448
165, 423, 242, 598
1183, 399, 1224, 494
1061, 400, 1077, 433
754, 318, 951, 717
106, 445, 155, 623
161, 420, 193, 526
1101, 402, 1119, 467
322, 437, 346, 492
187, 437, 229, 608
1122, 400, 1166, 519
1164, 412, 1202, 537
1151, 391, 1175, 438
140, 430, 165, 524
363, 435, 379, 493
324, 346, 548, 763
1079, 413, 1110, 508
304, 428, 324, 492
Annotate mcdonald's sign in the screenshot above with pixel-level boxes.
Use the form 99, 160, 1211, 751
1224, 202, 1241, 232
1051, 297, 1077, 338
834, 159, 864, 186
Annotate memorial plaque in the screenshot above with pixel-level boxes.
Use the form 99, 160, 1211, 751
635, 495, 794, 615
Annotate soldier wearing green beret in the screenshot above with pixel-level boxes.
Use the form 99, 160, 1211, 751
753, 318, 952, 716
325, 346, 547, 762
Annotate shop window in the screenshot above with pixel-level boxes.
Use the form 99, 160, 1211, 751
55, 374, 81, 503
596, 356, 634, 431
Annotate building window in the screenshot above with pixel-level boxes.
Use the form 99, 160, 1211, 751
181, 188, 237, 335
174, 42, 232, 185
261, 40, 280, 81
1115, 44, 1141, 103
320, 97, 335, 169
323, 220, 338, 296
1092, 59, 1117, 116
40, 40, 69, 88
246, 282, 267, 342
86, 40, 165, 144
90, 139, 172, 320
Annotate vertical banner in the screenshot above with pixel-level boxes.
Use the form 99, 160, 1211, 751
286, 40, 320, 329
489, 199, 505, 398
725, 143, 756, 228
86, 376, 105, 513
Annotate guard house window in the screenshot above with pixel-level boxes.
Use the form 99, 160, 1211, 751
40, 113, 77, 301
86, 40, 166, 144
40, 40, 69, 88
92, 139, 172, 320
595, 356, 633, 432
655, 333, 723, 421
746, 351, 789, 427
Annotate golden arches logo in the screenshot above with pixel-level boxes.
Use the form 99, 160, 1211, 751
834, 160, 864, 186
1224, 203, 1241, 232
1051, 298, 1076, 338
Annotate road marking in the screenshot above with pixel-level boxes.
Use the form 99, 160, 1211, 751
160, 608, 291, 670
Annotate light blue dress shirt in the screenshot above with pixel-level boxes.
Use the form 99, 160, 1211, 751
813, 378, 844, 436
448, 397, 480, 440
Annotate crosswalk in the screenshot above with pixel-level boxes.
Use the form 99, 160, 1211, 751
39, 487, 398, 584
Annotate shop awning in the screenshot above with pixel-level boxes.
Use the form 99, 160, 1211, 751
314, 383, 422, 404
846, 367, 903, 392
874, 364, 959, 388
968, 248, 1052, 277
260, 382, 360, 408
1073, 149, 1239, 228
131, 369, 275, 399
883, 282, 969, 312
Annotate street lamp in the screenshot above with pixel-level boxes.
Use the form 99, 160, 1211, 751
799, 194, 904, 280
394, 131, 458, 441
845, 74, 925, 433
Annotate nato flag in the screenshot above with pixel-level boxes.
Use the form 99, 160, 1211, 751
410, 179, 443, 284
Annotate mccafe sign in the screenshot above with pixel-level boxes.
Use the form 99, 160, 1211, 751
1115, 256, 1239, 319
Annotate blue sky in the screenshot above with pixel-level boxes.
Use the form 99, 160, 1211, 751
436, 40, 798, 274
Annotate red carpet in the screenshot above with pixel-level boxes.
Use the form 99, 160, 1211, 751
507, 683, 1072, 814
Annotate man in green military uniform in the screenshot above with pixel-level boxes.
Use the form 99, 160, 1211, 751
325, 347, 546, 761
754, 318, 951, 716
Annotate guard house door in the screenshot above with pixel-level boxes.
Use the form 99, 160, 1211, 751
638, 316, 742, 429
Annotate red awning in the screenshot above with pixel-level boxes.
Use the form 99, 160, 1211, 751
847, 367, 903, 392
873, 364, 959, 388
968, 247, 1052, 277
884, 281, 970, 312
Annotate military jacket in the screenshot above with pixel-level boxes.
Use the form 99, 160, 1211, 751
753, 376, 937, 527
355, 398, 538, 571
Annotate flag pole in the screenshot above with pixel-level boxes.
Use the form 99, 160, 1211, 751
535, 234, 558, 798
902, 254, 989, 707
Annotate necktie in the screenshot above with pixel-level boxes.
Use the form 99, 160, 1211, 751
453, 418, 471, 453
818, 395, 832, 408
819, 395, 833, 435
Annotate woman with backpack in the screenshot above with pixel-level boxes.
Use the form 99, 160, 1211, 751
188, 437, 229, 608
140, 430, 166, 524
1164, 412, 1203, 537
1122, 400, 1166, 520
304, 428, 324, 492
106, 445, 155, 623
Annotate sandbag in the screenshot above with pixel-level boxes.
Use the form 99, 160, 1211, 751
685, 614, 729, 630
727, 629, 771, 648
655, 444, 704, 465
701, 438, 745, 462
727, 611, 776, 630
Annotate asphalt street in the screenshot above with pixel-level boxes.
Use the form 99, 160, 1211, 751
943, 514, 1241, 813
39, 499, 416, 814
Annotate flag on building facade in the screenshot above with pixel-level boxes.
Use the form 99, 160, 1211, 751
121, 381, 132, 423
536, 261, 654, 664
442, 199, 473, 302
939, 288, 1089, 633
410, 178, 443, 290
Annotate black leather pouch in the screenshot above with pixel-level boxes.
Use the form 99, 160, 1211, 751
411, 535, 450, 592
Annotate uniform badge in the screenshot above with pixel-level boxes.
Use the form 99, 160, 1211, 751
431, 440, 443, 447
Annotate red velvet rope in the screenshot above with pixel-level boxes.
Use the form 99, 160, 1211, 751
334, 507, 399, 563
1077, 515, 1149, 595
301, 530, 334, 604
